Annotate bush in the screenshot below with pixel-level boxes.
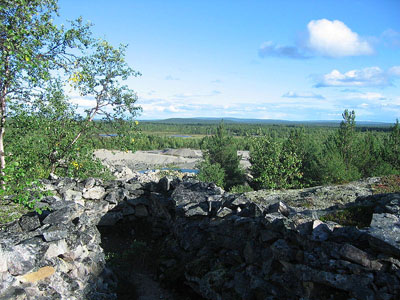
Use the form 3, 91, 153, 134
196, 156, 225, 188
250, 134, 302, 190
199, 123, 244, 189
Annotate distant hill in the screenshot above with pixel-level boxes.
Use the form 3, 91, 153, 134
140, 117, 392, 127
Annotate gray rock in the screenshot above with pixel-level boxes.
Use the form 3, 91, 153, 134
42, 206, 79, 225
83, 186, 106, 200
311, 220, 333, 241
6, 237, 47, 275
367, 213, 400, 256
63, 189, 83, 202
18, 214, 41, 232
43, 224, 69, 242
216, 207, 233, 218
184, 204, 208, 217
84, 178, 96, 189
98, 211, 123, 226
267, 201, 290, 217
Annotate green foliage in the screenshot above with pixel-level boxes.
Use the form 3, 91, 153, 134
0, 161, 50, 212
6, 79, 113, 180
196, 156, 225, 188
320, 136, 361, 183
384, 119, 400, 171
319, 205, 374, 228
0, 0, 139, 215
250, 134, 302, 190
199, 123, 244, 189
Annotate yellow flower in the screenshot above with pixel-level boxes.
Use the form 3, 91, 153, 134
69, 72, 83, 84
25, 56, 30, 62
134, 120, 139, 125
131, 138, 135, 143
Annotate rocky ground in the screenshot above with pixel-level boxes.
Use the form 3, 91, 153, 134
1, 176, 399, 300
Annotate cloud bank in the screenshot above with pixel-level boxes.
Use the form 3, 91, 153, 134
259, 19, 373, 59
282, 91, 325, 99
315, 67, 395, 87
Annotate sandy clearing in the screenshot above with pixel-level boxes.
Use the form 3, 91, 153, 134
94, 149, 250, 171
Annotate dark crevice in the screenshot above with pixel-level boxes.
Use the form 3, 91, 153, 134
98, 215, 205, 300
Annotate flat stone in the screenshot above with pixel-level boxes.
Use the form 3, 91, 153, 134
216, 207, 233, 218
184, 205, 208, 217
21, 266, 55, 283
63, 189, 83, 202
83, 186, 106, 200
340, 244, 371, 268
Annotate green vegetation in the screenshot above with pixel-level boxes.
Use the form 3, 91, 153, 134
0, 0, 140, 217
195, 113, 399, 191
319, 205, 374, 228
1, 1, 399, 224
249, 132, 302, 190
197, 123, 244, 190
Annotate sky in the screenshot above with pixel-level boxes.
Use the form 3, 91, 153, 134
58, 0, 400, 122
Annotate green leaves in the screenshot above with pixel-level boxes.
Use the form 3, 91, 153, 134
250, 134, 302, 190
199, 123, 244, 190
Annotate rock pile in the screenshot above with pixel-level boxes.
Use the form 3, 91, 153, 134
0, 176, 399, 300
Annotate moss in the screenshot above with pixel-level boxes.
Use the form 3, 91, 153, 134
319, 205, 374, 228
372, 175, 400, 194
0, 202, 30, 225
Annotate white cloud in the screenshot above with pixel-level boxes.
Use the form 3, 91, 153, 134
307, 19, 373, 57
315, 67, 390, 87
282, 91, 325, 99
389, 66, 400, 76
346, 92, 386, 100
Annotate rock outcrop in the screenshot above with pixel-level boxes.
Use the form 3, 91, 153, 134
0, 176, 399, 300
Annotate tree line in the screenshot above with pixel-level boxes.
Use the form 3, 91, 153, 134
197, 111, 400, 192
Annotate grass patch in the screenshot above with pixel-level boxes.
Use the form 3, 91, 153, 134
319, 205, 374, 228
0, 201, 30, 226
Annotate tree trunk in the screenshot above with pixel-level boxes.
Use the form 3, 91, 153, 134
0, 94, 6, 189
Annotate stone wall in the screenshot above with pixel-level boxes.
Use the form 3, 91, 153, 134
0, 176, 399, 300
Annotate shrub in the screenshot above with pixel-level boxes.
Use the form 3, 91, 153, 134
250, 134, 302, 190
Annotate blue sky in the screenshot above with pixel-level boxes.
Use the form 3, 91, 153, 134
58, 0, 400, 122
